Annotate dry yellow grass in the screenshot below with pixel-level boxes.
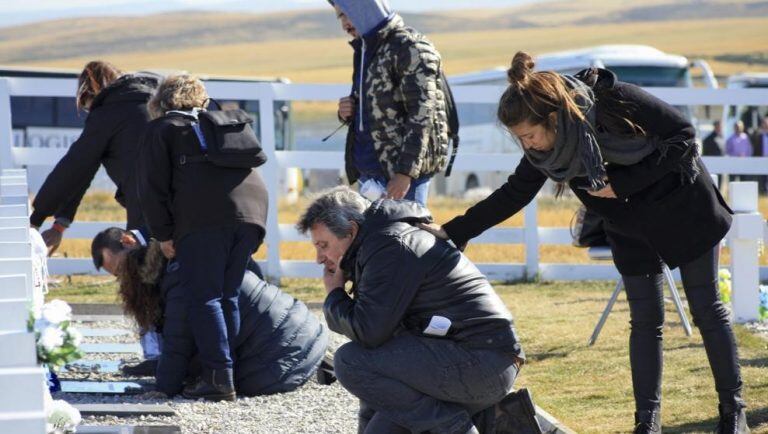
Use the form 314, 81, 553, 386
54, 194, 768, 268
19, 17, 768, 82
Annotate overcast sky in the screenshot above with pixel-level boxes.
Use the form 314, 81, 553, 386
3, 0, 541, 28
12, 0, 536, 13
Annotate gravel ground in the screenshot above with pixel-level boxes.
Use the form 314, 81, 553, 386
61, 311, 359, 434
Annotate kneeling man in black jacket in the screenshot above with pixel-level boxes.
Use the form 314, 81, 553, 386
296, 187, 527, 434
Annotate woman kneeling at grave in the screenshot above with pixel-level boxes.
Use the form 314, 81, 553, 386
93, 227, 329, 399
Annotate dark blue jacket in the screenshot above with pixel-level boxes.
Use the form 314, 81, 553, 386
156, 264, 328, 396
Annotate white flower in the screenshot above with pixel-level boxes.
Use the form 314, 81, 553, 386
40, 300, 72, 325
39, 327, 65, 352
67, 328, 83, 348
47, 399, 81, 433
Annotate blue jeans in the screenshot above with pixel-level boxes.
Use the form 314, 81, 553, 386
358, 174, 431, 207
334, 333, 518, 434
175, 224, 263, 372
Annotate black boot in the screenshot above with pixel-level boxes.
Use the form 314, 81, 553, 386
633, 410, 661, 434
182, 368, 236, 401
494, 388, 543, 434
120, 359, 158, 377
716, 403, 750, 434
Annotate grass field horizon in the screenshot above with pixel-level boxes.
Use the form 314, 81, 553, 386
9, 16, 767, 82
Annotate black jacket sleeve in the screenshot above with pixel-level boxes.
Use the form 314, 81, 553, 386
29, 109, 112, 227
442, 157, 547, 248
52, 177, 93, 224
323, 239, 424, 348
136, 123, 175, 241
604, 83, 697, 199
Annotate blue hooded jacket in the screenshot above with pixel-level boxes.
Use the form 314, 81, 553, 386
333, 0, 393, 36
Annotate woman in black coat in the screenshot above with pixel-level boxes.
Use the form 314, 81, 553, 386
116, 240, 329, 398
30, 61, 158, 253
423, 52, 748, 434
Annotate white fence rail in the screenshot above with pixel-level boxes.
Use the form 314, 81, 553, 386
1, 77, 767, 282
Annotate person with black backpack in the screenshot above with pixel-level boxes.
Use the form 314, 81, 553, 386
329, 0, 458, 206
137, 74, 268, 401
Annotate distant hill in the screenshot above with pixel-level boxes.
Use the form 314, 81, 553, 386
578, 0, 768, 24
0, 9, 533, 64
0, 0, 766, 64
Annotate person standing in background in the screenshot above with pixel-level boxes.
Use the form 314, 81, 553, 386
726, 120, 753, 182
749, 115, 768, 193
330, 0, 450, 206
703, 120, 725, 157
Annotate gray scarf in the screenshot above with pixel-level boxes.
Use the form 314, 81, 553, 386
523, 75, 699, 191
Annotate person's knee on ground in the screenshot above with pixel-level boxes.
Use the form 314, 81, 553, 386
332, 342, 369, 395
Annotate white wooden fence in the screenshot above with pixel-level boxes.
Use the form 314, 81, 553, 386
1, 77, 767, 282
0, 168, 47, 433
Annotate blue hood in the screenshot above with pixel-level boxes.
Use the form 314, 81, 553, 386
333, 0, 393, 36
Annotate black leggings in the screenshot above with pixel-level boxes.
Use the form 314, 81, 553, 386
623, 247, 744, 412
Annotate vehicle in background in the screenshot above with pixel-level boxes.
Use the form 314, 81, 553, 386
1, 65, 295, 194
722, 72, 768, 138
437, 45, 717, 196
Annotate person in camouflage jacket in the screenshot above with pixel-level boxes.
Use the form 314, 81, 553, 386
331, 0, 449, 206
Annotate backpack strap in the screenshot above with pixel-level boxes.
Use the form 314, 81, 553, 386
178, 120, 211, 166
440, 70, 460, 177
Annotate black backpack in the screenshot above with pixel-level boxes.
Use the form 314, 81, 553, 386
440, 71, 460, 177
183, 107, 267, 169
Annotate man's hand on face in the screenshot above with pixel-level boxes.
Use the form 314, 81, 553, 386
338, 96, 355, 122
323, 255, 346, 294
386, 173, 412, 200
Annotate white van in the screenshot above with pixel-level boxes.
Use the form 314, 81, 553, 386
437, 45, 717, 196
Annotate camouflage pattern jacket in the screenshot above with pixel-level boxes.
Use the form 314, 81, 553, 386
344, 15, 449, 184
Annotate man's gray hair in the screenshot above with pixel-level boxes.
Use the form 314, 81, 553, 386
296, 186, 370, 238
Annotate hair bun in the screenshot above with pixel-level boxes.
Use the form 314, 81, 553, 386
507, 51, 535, 87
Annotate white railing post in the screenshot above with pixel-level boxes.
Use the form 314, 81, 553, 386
728, 181, 764, 323
0, 168, 47, 433
258, 84, 282, 283
0, 79, 14, 169
524, 199, 539, 281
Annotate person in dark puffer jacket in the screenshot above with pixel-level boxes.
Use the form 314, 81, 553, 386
30, 60, 158, 254
96, 227, 328, 398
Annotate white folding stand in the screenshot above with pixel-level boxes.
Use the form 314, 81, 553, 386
587, 246, 692, 346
